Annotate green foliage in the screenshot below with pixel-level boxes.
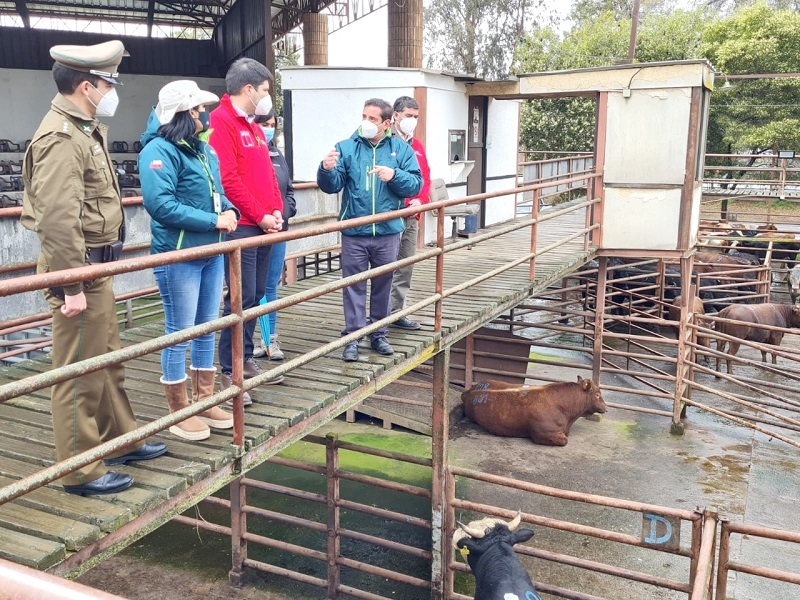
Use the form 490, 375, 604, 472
703, 3, 800, 152
514, 6, 707, 152
519, 97, 596, 153
424, 0, 553, 78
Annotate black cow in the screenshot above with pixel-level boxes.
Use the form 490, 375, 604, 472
453, 512, 543, 600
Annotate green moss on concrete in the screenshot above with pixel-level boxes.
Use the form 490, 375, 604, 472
277, 432, 433, 487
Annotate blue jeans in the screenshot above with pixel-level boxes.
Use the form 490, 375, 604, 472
264, 240, 287, 335
155, 255, 224, 382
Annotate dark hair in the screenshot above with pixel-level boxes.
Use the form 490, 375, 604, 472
52, 63, 101, 94
393, 96, 419, 113
157, 110, 198, 146
364, 98, 392, 122
226, 58, 273, 95
254, 109, 276, 124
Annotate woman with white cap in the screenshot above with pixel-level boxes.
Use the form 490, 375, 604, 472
138, 80, 239, 441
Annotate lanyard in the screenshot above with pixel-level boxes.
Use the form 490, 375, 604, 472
180, 140, 221, 213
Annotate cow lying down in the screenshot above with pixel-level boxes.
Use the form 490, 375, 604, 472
461, 377, 607, 446
453, 511, 542, 600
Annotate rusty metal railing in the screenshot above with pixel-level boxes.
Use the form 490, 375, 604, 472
716, 519, 800, 599
446, 466, 708, 599
174, 433, 433, 599
0, 172, 601, 507
168, 433, 735, 600
0, 558, 125, 599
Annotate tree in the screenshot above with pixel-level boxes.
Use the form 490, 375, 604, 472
514, 6, 708, 152
702, 3, 800, 153
569, 0, 675, 23
424, 0, 553, 78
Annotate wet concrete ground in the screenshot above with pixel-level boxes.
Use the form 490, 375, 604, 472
77, 350, 800, 599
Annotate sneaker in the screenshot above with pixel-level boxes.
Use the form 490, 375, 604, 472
220, 372, 252, 406
342, 343, 359, 362
391, 316, 421, 330
243, 357, 284, 385
370, 337, 394, 356
268, 335, 285, 361
252, 345, 268, 358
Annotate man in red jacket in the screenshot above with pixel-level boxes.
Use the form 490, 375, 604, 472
209, 57, 284, 402
389, 96, 431, 330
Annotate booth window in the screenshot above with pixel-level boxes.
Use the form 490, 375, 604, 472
449, 130, 466, 164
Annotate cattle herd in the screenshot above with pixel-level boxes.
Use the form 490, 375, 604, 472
454, 219, 800, 596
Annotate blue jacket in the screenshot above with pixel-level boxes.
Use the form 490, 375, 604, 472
139, 109, 238, 253
317, 129, 422, 237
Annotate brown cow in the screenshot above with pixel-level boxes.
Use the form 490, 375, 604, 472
668, 295, 710, 363
715, 303, 800, 375
460, 377, 607, 446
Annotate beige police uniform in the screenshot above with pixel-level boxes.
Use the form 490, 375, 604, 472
21, 42, 142, 487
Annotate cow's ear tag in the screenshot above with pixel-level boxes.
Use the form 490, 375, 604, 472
459, 546, 470, 558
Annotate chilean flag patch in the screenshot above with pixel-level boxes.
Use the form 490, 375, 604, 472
149, 159, 163, 170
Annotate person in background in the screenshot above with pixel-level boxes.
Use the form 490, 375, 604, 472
21, 41, 166, 496
139, 80, 239, 441
389, 96, 431, 331
317, 98, 422, 362
210, 57, 285, 405
253, 110, 297, 361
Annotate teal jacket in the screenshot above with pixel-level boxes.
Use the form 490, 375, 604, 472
317, 129, 422, 237
139, 109, 238, 253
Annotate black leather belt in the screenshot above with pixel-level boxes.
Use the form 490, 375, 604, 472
85, 241, 123, 264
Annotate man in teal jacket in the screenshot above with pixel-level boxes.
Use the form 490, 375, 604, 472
317, 98, 422, 361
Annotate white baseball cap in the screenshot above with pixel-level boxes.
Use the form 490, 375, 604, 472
155, 80, 219, 125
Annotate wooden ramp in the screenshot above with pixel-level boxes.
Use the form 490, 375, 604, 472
0, 204, 594, 573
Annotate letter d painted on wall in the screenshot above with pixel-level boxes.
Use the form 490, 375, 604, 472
641, 512, 681, 551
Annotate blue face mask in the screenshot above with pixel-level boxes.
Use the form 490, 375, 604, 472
261, 126, 275, 142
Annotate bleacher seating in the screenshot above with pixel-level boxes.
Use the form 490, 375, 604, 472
0, 139, 143, 193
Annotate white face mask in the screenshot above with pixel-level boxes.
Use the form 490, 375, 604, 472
249, 89, 273, 116
399, 116, 418, 137
360, 119, 379, 139
89, 85, 119, 118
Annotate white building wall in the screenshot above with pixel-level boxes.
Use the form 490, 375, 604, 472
483, 98, 520, 227
0, 68, 225, 146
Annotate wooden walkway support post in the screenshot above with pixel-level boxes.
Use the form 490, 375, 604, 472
326, 433, 341, 596
592, 256, 608, 383
672, 256, 694, 435
430, 348, 450, 600
228, 476, 248, 586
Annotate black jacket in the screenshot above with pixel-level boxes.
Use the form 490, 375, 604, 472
268, 141, 297, 231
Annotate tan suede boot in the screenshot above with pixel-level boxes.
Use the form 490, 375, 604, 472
162, 377, 210, 441
191, 367, 234, 429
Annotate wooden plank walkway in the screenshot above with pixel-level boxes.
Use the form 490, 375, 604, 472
0, 204, 594, 573
702, 186, 800, 199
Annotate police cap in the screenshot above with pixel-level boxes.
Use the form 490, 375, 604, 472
49, 40, 128, 85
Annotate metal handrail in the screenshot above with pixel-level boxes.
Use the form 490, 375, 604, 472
0, 172, 603, 506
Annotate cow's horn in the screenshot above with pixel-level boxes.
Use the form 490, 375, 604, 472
507, 510, 522, 531
458, 520, 487, 539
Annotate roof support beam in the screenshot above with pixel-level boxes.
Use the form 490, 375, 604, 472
15, 0, 30, 28
147, 0, 155, 36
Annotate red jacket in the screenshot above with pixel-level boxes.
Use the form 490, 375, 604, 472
407, 137, 431, 220
209, 95, 282, 227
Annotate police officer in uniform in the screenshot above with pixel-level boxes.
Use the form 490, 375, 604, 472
21, 41, 167, 496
